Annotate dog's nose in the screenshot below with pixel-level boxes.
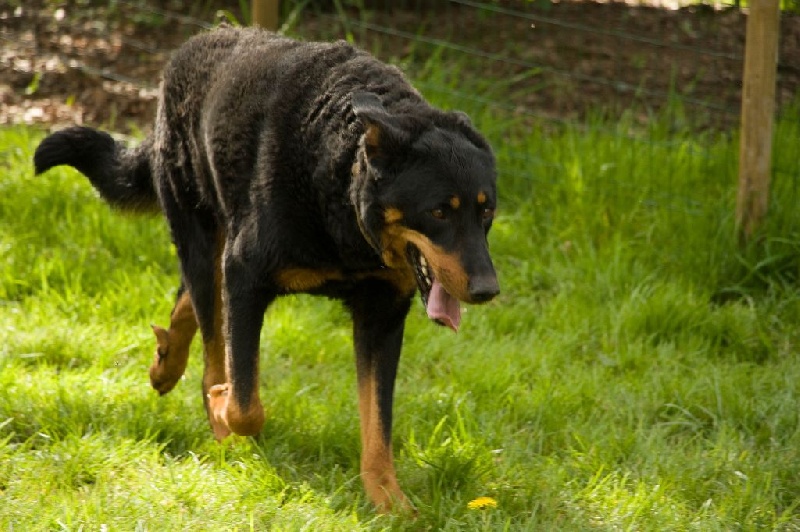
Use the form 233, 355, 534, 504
468, 275, 500, 303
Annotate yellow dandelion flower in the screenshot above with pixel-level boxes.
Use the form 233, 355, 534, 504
467, 496, 498, 510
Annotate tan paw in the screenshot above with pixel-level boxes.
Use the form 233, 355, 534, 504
148, 325, 183, 395
362, 471, 416, 515
207, 383, 232, 440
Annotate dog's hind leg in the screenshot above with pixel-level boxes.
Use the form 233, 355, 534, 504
346, 280, 414, 512
207, 251, 273, 437
149, 283, 198, 395
200, 239, 234, 440
156, 181, 231, 438
184, 229, 232, 440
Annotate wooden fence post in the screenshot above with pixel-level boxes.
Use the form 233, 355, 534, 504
736, 0, 781, 244
252, 0, 280, 30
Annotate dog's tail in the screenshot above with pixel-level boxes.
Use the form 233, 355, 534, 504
34, 126, 158, 212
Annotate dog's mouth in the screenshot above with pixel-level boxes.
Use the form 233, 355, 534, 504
406, 244, 461, 332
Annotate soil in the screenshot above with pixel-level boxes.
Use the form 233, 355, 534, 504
1, 0, 798, 134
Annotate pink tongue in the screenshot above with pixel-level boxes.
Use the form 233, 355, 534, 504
426, 280, 461, 332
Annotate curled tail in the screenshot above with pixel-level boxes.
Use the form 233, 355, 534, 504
34, 126, 158, 212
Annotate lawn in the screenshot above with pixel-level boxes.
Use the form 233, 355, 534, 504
2, 98, 800, 530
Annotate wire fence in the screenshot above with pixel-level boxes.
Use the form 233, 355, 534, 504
2, 0, 799, 218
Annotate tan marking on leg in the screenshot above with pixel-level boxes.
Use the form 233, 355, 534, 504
152, 325, 169, 355
212, 234, 266, 438
214, 383, 265, 436
204, 339, 231, 440
358, 370, 411, 513
275, 268, 343, 292
149, 290, 198, 395
207, 383, 230, 437
204, 234, 231, 440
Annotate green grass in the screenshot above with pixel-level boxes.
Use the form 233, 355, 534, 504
2, 97, 800, 530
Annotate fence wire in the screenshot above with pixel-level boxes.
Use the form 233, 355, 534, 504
1, 0, 799, 210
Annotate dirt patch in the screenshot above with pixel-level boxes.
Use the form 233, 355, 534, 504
1, 1, 798, 133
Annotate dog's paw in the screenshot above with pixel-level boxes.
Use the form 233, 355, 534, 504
149, 365, 180, 395
362, 471, 416, 515
207, 384, 233, 440
372, 488, 416, 515
148, 324, 183, 395
207, 384, 266, 437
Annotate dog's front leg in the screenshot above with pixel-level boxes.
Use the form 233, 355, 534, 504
348, 281, 414, 512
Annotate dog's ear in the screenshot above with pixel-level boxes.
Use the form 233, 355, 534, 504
352, 91, 409, 164
351, 91, 384, 117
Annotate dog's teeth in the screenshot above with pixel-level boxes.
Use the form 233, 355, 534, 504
420, 256, 427, 268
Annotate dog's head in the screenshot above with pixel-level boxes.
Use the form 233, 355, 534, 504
351, 92, 499, 332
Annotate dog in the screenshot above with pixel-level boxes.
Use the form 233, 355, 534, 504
33, 26, 499, 511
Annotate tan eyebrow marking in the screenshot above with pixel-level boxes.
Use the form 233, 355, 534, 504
449, 196, 461, 209
477, 191, 487, 204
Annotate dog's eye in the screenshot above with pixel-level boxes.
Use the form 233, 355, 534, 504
482, 208, 495, 221
431, 208, 446, 220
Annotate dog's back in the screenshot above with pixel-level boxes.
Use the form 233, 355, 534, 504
157, 28, 412, 209
151, 27, 443, 270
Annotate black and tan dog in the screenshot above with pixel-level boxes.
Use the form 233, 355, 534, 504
34, 26, 499, 511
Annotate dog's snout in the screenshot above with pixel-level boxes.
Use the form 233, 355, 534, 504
468, 275, 500, 303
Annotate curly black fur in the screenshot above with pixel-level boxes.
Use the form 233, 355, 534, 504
33, 27, 499, 510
